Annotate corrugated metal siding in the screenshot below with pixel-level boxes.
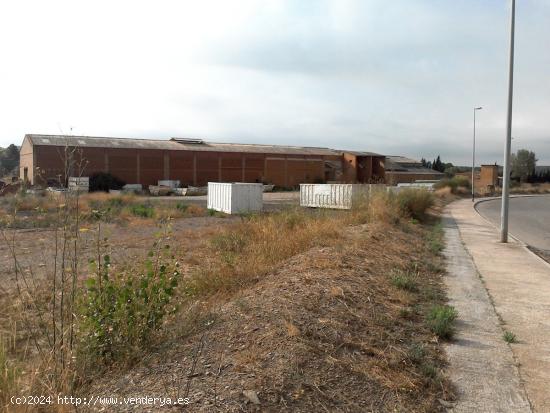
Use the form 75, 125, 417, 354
300, 184, 386, 210
207, 183, 263, 214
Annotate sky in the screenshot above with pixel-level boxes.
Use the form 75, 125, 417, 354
0, 0, 549, 165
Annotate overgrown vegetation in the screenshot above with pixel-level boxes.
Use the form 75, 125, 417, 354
0, 192, 208, 228
80, 242, 179, 365
1, 188, 451, 411
185, 207, 345, 296
434, 175, 471, 194
396, 188, 434, 220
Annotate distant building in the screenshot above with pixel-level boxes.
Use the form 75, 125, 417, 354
384, 156, 445, 184
19, 134, 386, 188
456, 164, 500, 190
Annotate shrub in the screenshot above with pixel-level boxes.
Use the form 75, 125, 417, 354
129, 204, 154, 218
360, 191, 402, 225
427, 305, 458, 339
89, 172, 126, 192
397, 189, 434, 220
434, 176, 471, 194
79, 248, 180, 363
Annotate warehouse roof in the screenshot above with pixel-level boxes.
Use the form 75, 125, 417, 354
25, 134, 347, 156
385, 155, 444, 175
385, 155, 422, 165
343, 150, 384, 157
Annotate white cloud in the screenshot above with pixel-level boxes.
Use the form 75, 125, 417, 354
0, 0, 549, 164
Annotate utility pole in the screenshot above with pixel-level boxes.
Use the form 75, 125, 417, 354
500, 0, 515, 243
472, 107, 483, 201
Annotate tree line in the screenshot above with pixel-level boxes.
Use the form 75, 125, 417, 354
421, 149, 549, 183
0, 144, 19, 177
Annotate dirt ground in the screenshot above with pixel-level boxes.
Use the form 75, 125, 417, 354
144, 191, 300, 211
83, 221, 452, 413
0, 216, 236, 296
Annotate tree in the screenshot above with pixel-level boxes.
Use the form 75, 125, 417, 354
432, 155, 445, 173
0, 144, 20, 176
511, 149, 537, 183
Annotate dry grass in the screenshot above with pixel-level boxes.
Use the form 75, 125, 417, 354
1, 189, 445, 412
185, 207, 345, 296
509, 182, 550, 195
0, 192, 208, 229
86, 198, 453, 412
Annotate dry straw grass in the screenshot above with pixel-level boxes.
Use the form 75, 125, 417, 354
185, 190, 429, 298
186, 207, 346, 296
0, 189, 437, 410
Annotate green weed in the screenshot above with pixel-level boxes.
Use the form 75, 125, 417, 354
79, 245, 179, 365
391, 271, 418, 292
503, 331, 517, 343
427, 305, 458, 339
129, 204, 154, 218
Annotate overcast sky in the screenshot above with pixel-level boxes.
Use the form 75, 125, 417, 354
0, 0, 548, 165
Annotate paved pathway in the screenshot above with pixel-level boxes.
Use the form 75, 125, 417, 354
445, 199, 550, 412
443, 214, 531, 412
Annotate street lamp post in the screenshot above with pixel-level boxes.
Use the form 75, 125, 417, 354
500, 0, 515, 243
472, 107, 483, 201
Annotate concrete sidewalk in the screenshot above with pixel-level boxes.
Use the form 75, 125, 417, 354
442, 215, 530, 412
446, 199, 550, 412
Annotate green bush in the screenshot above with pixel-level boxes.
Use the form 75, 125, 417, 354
427, 305, 458, 339
79, 248, 180, 363
89, 172, 126, 192
396, 189, 434, 220
129, 204, 154, 218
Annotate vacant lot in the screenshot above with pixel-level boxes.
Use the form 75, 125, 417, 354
1, 189, 454, 412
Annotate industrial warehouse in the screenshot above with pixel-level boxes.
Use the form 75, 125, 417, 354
19, 134, 388, 187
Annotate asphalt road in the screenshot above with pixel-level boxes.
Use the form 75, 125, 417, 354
476, 195, 550, 253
